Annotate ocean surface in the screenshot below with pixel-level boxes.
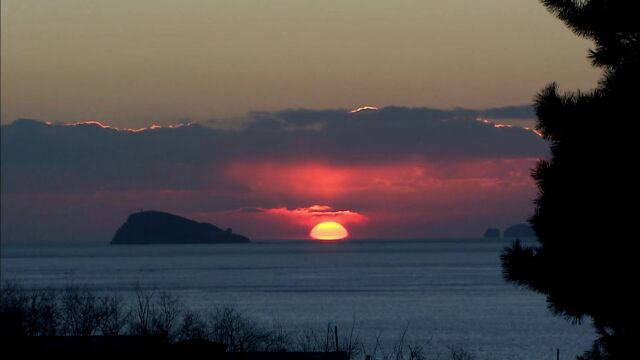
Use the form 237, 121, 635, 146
0, 239, 593, 359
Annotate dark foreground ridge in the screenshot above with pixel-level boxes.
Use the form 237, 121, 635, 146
111, 211, 250, 244
6, 336, 349, 359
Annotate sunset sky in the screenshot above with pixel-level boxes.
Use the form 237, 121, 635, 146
1, 1, 600, 242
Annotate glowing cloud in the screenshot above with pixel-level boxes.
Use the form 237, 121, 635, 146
475, 117, 542, 137
259, 205, 367, 226
62, 120, 191, 132
350, 106, 379, 113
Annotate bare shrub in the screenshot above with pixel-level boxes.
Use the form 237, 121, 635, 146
96, 293, 129, 335
262, 321, 291, 352
294, 325, 329, 352
129, 286, 154, 336
292, 321, 361, 357
339, 320, 363, 358
128, 287, 181, 340
60, 287, 98, 336
209, 306, 272, 352
361, 328, 432, 360
151, 291, 181, 340
447, 346, 476, 360
0, 283, 28, 337
24, 289, 59, 336
177, 310, 209, 341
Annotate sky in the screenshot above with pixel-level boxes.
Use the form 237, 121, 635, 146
1, 1, 600, 242
1, 0, 599, 126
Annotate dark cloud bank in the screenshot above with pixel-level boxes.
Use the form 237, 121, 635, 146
2, 106, 544, 192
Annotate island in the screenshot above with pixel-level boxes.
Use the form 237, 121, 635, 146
483, 228, 501, 238
111, 211, 250, 244
503, 223, 536, 238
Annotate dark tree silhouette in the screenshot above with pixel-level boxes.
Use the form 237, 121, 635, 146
501, 1, 639, 359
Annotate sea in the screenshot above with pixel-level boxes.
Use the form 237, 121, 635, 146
0, 238, 593, 359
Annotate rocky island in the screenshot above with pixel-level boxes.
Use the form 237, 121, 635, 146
111, 211, 250, 244
483, 228, 501, 238
503, 223, 536, 238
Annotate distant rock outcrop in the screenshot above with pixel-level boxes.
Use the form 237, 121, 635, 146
503, 223, 536, 238
483, 228, 501, 238
111, 211, 250, 244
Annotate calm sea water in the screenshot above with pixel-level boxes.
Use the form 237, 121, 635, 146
0, 239, 593, 359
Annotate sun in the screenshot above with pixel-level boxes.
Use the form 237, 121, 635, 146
310, 221, 349, 241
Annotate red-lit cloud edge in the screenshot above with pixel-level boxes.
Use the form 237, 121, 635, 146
241, 205, 366, 226
58, 120, 191, 132
53, 110, 542, 137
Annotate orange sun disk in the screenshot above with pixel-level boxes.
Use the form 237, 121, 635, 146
310, 221, 349, 241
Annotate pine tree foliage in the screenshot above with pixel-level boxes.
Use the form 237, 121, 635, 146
501, 1, 639, 359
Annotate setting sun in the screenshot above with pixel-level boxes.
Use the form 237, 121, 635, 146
309, 221, 348, 241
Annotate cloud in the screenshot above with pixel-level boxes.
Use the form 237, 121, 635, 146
259, 205, 367, 226
478, 105, 535, 119
1, 106, 547, 241
226, 106, 544, 161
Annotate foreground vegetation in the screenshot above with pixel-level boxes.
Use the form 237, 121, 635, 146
0, 284, 479, 360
